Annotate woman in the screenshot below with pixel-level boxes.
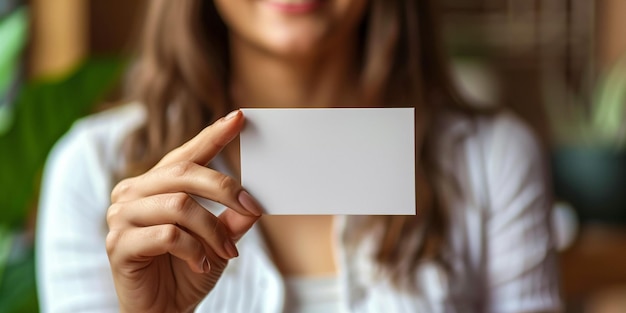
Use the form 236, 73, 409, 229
36, 0, 561, 312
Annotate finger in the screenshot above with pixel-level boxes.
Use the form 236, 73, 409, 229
107, 193, 238, 260
219, 207, 261, 242
111, 162, 262, 217
107, 225, 210, 274
156, 110, 244, 168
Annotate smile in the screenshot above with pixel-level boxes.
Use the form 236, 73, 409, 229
263, 0, 325, 14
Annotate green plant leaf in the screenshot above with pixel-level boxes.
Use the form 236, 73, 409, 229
0, 245, 38, 313
0, 7, 28, 95
592, 57, 626, 148
0, 57, 127, 229
0, 226, 12, 285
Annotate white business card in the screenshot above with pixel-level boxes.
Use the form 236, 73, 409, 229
240, 108, 415, 215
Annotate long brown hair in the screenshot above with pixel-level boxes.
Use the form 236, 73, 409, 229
125, 0, 479, 288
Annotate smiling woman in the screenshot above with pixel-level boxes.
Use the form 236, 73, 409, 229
36, 0, 562, 312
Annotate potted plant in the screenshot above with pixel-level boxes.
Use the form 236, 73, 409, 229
550, 57, 626, 224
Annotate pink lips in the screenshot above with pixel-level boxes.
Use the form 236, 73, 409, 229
263, 0, 324, 14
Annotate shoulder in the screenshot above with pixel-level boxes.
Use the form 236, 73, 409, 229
58, 103, 144, 147
42, 103, 146, 206
475, 111, 547, 202
473, 111, 546, 189
49, 103, 145, 174
438, 109, 543, 168
475, 111, 542, 159
64, 103, 145, 153
435, 109, 547, 212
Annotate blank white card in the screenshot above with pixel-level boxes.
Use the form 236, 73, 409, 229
240, 108, 415, 215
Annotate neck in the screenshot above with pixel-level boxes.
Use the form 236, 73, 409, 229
229, 37, 361, 109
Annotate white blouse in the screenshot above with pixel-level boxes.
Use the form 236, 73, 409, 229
36, 104, 561, 312
283, 275, 342, 313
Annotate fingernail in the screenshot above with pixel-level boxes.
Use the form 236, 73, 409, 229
223, 240, 239, 258
202, 256, 211, 273
223, 110, 240, 121
238, 190, 263, 216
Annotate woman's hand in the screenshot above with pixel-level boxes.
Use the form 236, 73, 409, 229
105, 110, 262, 313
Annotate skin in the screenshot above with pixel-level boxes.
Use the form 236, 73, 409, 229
218, 0, 368, 277
106, 0, 368, 311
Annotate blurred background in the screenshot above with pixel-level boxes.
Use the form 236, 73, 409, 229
0, 0, 624, 312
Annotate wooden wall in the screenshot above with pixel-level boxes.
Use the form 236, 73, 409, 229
29, 0, 88, 77
597, 0, 626, 72
27, 0, 146, 78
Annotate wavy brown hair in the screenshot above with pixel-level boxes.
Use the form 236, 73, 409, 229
125, 0, 479, 288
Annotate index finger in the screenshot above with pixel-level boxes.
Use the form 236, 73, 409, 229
155, 110, 244, 168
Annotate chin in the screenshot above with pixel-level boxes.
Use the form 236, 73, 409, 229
215, 0, 367, 59
264, 32, 328, 59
